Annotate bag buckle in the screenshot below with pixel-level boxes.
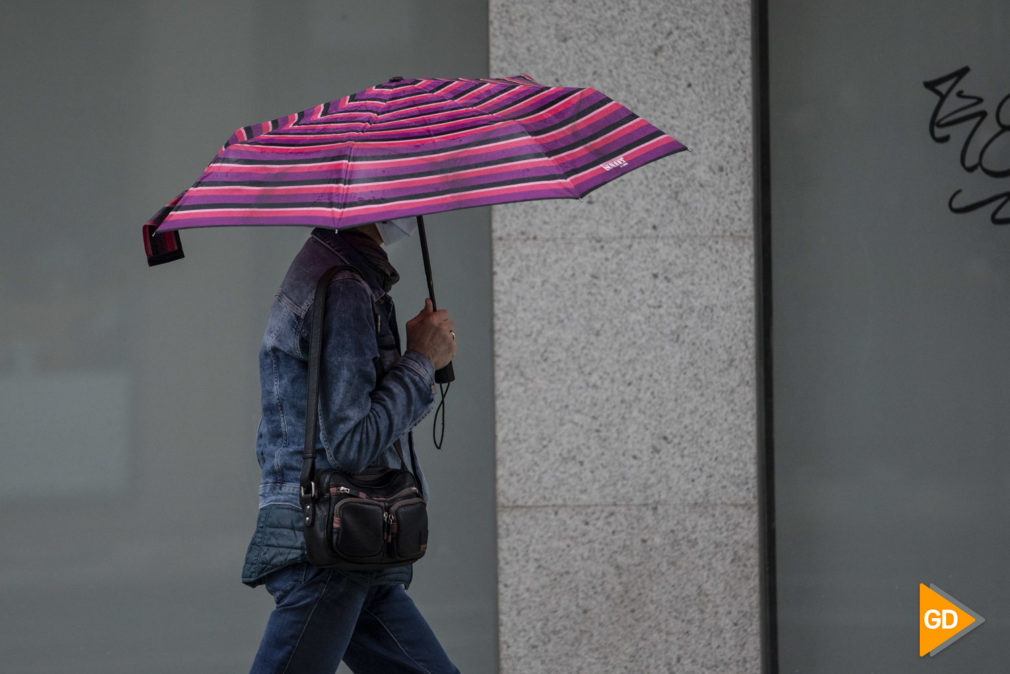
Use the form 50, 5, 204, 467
300, 482, 317, 527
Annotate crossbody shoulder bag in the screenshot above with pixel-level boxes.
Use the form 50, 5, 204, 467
299, 264, 429, 569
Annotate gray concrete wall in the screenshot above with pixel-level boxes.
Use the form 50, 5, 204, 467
490, 1, 759, 672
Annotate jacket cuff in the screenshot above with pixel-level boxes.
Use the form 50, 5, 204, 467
400, 349, 436, 386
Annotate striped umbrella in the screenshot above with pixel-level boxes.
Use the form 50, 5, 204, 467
143, 74, 687, 265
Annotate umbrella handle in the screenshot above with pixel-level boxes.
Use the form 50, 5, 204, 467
417, 216, 455, 383
436, 361, 455, 384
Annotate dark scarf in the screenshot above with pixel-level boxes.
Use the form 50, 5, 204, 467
312, 227, 400, 292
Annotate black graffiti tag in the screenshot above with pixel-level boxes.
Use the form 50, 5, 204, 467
924, 66, 1010, 224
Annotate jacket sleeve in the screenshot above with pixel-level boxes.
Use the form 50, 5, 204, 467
314, 276, 435, 472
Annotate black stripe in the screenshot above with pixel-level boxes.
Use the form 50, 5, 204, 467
467, 82, 524, 109
281, 112, 495, 139
566, 145, 688, 200
333, 85, 467, 115
431, 80, 457, 95
441, 86, 581, 122
284, 112, 492, 135
177, 134, 674, 210
220, 110, 640, 165
292, 113, 377, 126
528, 97, 613, 136
315, 86, 576, 131
482, 86, 579, 117
371, 86, 510, 121
203, 128, 666, 187
374, 78, 420, 89
214, 129, 531, 164
173, 173, 570, 212
340, 81, 520, 119
298, 87, 577, 130
199, 150, 553, 187
305, 88, 588, 136
367, 107, 490, 128
433, 80, 485, 103
227, 98, 617, 157
345, 79, 456, 105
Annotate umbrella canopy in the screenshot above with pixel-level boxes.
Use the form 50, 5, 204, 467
143, 74, 686, 262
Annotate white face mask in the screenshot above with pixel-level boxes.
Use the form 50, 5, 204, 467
375, 218, 417, 245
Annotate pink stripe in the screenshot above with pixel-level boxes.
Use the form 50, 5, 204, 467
330, 88, 437, 113
158, 154, 691, 235
347, 114, 484, 137
192, 184, 330, 195
517, 94, 611, 129
482, 87, 562, 118
208, 133, 528, 170
220, 122, 513, 153
315, 86, 573, 131
369, 107, 493, 129
301, 103, 328, 124
477, 87, 578, 118
338, 96, 426, 114
206, 116, 650, 178
295, 80, 552, 129
549, 117, 652, 160
166, 180, 578, 222
453, 81, 508, 105
220, 98, 619, 156
315, 82, 513, 123
334, 183, 572, 215
568, 135, 680, 186
190, 185, 332, 196
192, 156, 563, 195
203, 137, 644, 188
443, 81, 526, 111
425, 79, 478, 101
331, 81, 549, 121
366, 100, 450, 120
266, 114, 481, 140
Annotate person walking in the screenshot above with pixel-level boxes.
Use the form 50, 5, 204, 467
243, 221, 459, 673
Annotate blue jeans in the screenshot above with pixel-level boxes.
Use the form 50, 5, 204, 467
249, 563, 459, 674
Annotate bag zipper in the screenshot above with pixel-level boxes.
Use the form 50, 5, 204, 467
387, 497, 426, 547
334, 485, 419, 501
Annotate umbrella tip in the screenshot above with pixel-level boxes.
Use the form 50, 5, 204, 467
389, 76, 404, 82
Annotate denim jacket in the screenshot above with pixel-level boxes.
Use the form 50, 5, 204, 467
242, 229, 435, 586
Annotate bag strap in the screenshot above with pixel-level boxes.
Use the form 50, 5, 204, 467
299, 264, 415, 524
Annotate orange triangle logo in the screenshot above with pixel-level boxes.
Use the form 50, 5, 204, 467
919, 584, 985, 656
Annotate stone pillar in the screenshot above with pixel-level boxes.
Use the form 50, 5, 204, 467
490, 1, 759, 672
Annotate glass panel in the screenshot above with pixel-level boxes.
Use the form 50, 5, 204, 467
0, 2, 496, 672
770, 1, 1010, 670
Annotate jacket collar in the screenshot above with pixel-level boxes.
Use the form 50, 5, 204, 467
311, 228, 400, 296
